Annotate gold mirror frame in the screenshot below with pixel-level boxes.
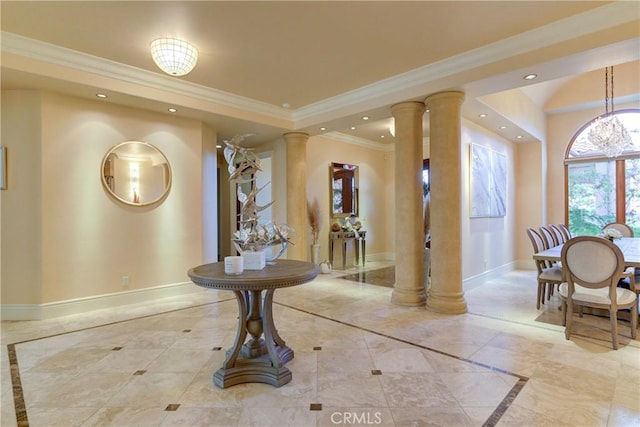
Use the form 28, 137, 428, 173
101, 141, 172, 206
329, 162, 358, 218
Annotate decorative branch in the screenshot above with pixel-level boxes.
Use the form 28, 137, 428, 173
307, 197, 321, 245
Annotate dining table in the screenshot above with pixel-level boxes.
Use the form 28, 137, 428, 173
533, 236, 640, 268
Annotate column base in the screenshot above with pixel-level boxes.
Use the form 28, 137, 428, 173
391, 288, 426, 306
425, 291, 467, 314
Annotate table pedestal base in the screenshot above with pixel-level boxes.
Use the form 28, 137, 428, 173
214, 352, 292, 388
215, 289, 295, 388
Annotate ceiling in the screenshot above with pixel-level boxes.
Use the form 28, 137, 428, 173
1, 1, 639, 146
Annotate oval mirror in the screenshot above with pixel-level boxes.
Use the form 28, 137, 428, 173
101, 141, 172, 206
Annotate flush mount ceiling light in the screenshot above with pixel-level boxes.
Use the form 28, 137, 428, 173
523, 73, 538, 80
150, 38, 198, 76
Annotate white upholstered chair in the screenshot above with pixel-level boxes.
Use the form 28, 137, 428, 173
527, 227, 563, 309
602, 222, 634, 237
557, 223, 572, 242
539, 225, 559, 249
549, 224, 567, 244
559, 236, 638, 350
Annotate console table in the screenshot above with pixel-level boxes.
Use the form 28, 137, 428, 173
329, 230, 366, 269
187, 260, 319, 388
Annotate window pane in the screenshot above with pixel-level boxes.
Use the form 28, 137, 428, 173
568, 111, 640, 158
568, 161, 616, 236
626, 158, 640, 235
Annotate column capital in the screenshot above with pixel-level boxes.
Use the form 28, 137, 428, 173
391, 101, 426, 116
283, 132, 309, 143
424, 91, 465, 108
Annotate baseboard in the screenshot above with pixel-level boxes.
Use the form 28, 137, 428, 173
1, 281, 201, 321
365, 252, 395, 263
463, 261, 517, 291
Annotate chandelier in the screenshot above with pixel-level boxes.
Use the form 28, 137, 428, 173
587, 66, 632, 158
150, 38, 198, 76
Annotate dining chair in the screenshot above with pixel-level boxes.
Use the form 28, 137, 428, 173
557, 223, 572, 242
539, 225, 559, 249
602, 222, 634, 237
559, 236, 638, 350
526, 227, 563, 309
549, 224, 566, 244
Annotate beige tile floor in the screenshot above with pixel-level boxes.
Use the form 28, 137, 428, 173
1, 262, 639, 427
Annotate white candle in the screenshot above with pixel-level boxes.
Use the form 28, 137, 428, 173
224, 256, 243, 275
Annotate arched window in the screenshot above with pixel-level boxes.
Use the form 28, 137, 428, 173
565, 109, 640, 236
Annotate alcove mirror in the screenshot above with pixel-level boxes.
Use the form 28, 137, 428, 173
330, 162, 358, 218
101, 141, 172, 206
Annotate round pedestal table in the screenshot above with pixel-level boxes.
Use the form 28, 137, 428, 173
187, 260, 319, 388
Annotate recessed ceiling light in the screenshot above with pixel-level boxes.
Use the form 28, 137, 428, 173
362, 116, 370, 121
168, 107, 177, 113
516, 135, 523, 139
96, 93, 108, 99
380, 135, 385, 138
500, 125, 507, 129
319, 127, 327, 131
523, 73, 537, 80
350, 126, 356, 130
479, 113, 488, 118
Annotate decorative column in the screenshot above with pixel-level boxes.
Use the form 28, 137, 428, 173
283, 132, 309, 261
390, 101, 427, 306
424, 91, 468, 314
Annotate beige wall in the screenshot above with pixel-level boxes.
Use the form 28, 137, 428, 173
3, 61, 636, 318
306, 135, 394, 264
515, 142, 543, 265
1, 90, 44, 305
2, 90, 213, 310
460, 119, 517, 279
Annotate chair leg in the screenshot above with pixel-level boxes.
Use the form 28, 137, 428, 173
631, 300, 638, 340
610, 310, 618, 350
565, 300, 572, 339
536, 282, 545, 309
561, 300, 567, 326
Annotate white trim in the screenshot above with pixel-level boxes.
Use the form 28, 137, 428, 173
365, 252, 395, 263
0, 281, 201, 321
1, 2, 635, 128
463, 262, 517, 292
0, 31, 291, 122
294, 2, 639, 122
321, 132, 394, 152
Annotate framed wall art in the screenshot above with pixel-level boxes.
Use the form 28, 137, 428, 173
470, 143, 506, 218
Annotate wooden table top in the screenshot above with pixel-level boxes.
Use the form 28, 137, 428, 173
188, 259, 320, 291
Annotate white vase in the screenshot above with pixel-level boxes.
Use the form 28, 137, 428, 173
311, 243, 320, 264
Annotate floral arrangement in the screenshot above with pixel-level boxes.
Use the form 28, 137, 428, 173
602, 228, 623, 241
307, 197, 321, 245
224, 134, 293, 260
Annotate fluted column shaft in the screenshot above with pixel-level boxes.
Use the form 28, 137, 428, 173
390, 101, 426, 306
283, 132, 309, 261
424, 91, 468, 314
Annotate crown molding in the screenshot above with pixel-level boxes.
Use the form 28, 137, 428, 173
321, 132, 394, 152
293, 1, 639, 123
2, 2, 636, 129
1, 31, 292, 122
